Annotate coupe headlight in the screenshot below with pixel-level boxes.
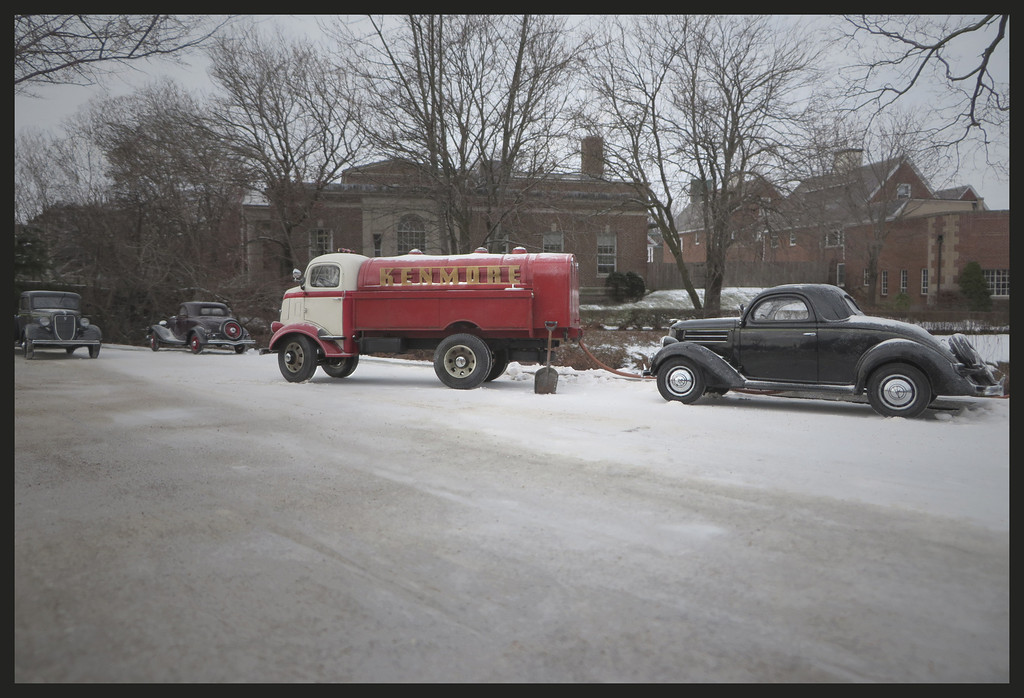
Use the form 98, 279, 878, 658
39, 316, 50, 327
80, 318, 90, 327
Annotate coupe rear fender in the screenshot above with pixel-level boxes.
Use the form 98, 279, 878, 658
853, 338, 966, 394
651, 341, 745, 389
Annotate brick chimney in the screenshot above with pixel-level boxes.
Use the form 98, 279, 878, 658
833, 148, 864, 173
581, 136, 604, 178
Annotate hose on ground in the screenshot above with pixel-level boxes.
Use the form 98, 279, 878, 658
577, 340, 653, 380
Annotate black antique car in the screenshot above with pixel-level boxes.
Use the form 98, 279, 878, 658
644, 284, 1003, 418
15, 290, 102, 359
148, 301, 255, 354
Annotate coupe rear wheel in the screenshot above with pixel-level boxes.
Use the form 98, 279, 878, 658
867, 363, 931, 418
278, 335, 318, 383
656, 357, 706, 404
234, 345, 247, 354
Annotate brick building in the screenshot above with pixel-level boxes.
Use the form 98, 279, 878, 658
661, 150, 1009, 309
241, 137, 650, 299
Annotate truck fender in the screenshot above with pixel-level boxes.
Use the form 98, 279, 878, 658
852, 338, 957, 394
651, 341, 745, 389
149, 324, 182, 344
268, 323, 347, 357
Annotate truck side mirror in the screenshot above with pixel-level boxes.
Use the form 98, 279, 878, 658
292, 268, 303, 286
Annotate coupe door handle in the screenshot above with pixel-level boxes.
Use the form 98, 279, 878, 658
803, 332, 816, 336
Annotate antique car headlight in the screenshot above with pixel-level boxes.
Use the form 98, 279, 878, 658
80, 317, 90, 327
38, 316, 50, 327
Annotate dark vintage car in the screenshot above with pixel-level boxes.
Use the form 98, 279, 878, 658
148, 301, 255, 354
644, 284, 1003, 418
15, 290, 102, 359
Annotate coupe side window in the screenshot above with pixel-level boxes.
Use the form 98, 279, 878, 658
309, 264, 341, 288
750, 297, 810, 322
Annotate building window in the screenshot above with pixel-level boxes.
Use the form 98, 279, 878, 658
373, 234, 382, 257
983, 269, 1010, 297
789, 232, 797, 246
897, 182, 911, 199
597, 231, 616, 275
900, 269, 908, 294
880, 270, 889, 296
825, 228, 844, 248
836, 262, 845, 287
863, 269, 870, 286
921, 268, 929, 295
770, 234, 779, 249
543, 232, 563, 253
397, 215, 426, 254
309, 228, 333, 257
694, 231, 700, 246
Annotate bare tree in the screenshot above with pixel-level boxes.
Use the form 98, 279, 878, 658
14, 14, 232, 93
587, 15, 821, 315
205, 26, 365, 277
326, 14, 590, 254
837, 15, 1009, 171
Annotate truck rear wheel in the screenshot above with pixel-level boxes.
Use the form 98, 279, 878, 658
486, 348, 509, 382
278, 335, 318, 383
434, 333, 492, 389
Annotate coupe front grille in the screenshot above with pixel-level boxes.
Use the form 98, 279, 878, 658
682, 329, 729, 343
53, 314, 77, 341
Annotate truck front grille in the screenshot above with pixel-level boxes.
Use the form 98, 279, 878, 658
53, 314, 77, 341
682, 329, 729, 343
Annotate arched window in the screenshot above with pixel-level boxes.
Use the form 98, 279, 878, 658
397, 215, 426, 253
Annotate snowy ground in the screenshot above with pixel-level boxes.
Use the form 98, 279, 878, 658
14, 345, 1009, 682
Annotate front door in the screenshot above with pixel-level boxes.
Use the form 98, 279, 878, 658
301, 261, 346, 337
736, 294, 818, 382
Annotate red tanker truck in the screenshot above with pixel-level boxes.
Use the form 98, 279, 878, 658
264, 247, 582, 388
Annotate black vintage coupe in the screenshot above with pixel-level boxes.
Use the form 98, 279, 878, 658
148, 302, 255, 354
644, 284, 1003, 418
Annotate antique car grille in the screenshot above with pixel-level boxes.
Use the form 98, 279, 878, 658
53, 314, 77, 341
681, 329, 729, 343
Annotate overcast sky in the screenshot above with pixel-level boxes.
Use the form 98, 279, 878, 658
13, 14, 1010, 210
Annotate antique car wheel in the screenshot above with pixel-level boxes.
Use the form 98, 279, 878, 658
149, 335, 160, 351
656, 357, 706, 404
66, 347, 76, 355
278, 334, 318, 383
88, 344, 100, 359
434, 333, 493, 390
867, 363, 931, 418
24, 339, 34, 360
322, 355, 359, 378
234, 345, 247, 354
188, 333, 203, 354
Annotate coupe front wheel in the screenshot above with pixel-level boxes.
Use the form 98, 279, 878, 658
149, 335, 160, 351
867, 363, 931, 418
188, 334, 203, 354
278, 335, 318, 383
656, 357, 706, 404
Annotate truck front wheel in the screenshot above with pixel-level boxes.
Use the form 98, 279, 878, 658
322, 354, 359, 378
278, 335, 319, 383
434, 333, 493, 390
